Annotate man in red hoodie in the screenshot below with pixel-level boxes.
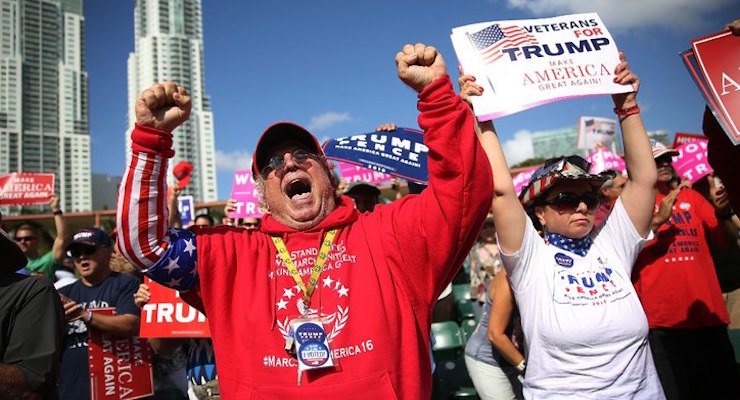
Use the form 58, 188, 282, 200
117, 43, 492, 399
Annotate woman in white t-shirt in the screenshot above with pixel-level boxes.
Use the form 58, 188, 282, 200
459, 53, 665, 399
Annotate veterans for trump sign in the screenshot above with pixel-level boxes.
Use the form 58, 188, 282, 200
451, 13, 630, 120
139, 278, 211, 338
0, 173, 54, 206
228, 170, 263, 219
88, 308, 154, 400
323, 127, 429, 184
689, 31, 739, 145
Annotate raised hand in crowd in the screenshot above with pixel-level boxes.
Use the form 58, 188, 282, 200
650, 179, 689, 231
224, 198, 238, 215
708, 174, 730, 213
396, 43, 447, 93
376, 123, 397, 132
49, 193, 68, 262
134, 283, 151, 308
727, 18, 740, 35
135, 82, 191, 133
167, 186, 183, 228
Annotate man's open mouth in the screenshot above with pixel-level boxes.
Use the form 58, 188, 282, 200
285, 178, 312, 201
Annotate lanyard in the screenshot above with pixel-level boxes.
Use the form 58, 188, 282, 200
272, 229, 338, 308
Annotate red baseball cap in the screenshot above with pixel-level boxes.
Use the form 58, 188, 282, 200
173, 161, 194, 189
251, 122, 324, 178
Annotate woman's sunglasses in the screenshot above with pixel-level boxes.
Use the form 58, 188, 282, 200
538, 191, 600, 212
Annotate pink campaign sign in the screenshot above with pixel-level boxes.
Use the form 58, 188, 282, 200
671, 139, 713, 184
586, 148, 626, 175
512, 166, 538, 196
228, 170, 263, 219
338, 162, 391, 185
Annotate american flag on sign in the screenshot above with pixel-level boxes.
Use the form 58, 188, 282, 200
468, 24, 539, 64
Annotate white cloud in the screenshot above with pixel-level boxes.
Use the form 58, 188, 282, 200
503, 0, 731, 30
215, 149, 252, 172
306, 112, 353, 131
503, 129, 535, 166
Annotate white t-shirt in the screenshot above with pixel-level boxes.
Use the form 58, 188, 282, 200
500, 199, 665, 399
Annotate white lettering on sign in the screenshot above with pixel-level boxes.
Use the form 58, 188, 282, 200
142, 303, 207, 323
720, 70, 739, 96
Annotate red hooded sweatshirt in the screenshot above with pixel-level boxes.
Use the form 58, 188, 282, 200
118, 75, 493, 399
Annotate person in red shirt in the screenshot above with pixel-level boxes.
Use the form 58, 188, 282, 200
116, 43, 492, 399
632, 141, 739, 400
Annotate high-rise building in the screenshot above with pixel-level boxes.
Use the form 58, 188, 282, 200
126, 0, 217, 202
0, 0, 91, 213
647, 130, 672, 147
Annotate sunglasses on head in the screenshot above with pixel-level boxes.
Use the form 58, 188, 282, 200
538, 191, 600, 211
14, 236, 37, 243
68, 245, 99, 258
260, 148, 318, 179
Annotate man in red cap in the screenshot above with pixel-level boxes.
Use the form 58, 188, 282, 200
117, 43, 492, 399
632, 141, 739, 399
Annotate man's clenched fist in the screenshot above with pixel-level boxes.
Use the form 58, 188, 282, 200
396, 43, 447, 93
135, 82, 191, 133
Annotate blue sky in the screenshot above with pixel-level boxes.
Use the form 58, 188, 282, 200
84, 0, 737, 200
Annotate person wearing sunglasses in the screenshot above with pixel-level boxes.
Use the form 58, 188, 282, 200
630, 142, 739, 399
0, 211, 65, 399
117, 44, 492, 399
460, 52, 664, 398
56, 227, 140, 400
13, 194, 69, 279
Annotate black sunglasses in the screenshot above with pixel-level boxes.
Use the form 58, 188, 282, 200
14, 236, 37, 242
242, 222, 259, 228
538, 191, 600, 211
68, 245, 99, 258
260, 148, 318, 179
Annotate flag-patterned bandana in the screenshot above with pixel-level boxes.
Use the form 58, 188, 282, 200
545, 232, 592, 257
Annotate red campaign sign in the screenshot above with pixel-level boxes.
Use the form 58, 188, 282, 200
88, 308, 154, 400
0, 173, 55, 206
672, 132, 706, 148
691, 31, 740, 145
671, 139, 713, 184
139, 277, 211, 338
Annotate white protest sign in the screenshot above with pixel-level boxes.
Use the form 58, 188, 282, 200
451, 13, 630, 120
577, 116, 618, 150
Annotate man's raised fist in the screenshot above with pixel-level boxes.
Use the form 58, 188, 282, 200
395, 43, 447, 93
135, 82, 192, 133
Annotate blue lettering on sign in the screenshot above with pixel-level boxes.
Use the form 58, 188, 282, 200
502, 38, 611, 61
554, 252, 574, 268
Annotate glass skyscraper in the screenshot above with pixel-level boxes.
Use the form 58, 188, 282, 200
126, 0, 217, 202
0, 0, 91, 212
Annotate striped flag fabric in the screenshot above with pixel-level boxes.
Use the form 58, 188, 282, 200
116, 148, 199, 291
468, 24, 539, 64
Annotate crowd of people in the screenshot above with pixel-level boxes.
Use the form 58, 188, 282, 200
1, 29, 739, 400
